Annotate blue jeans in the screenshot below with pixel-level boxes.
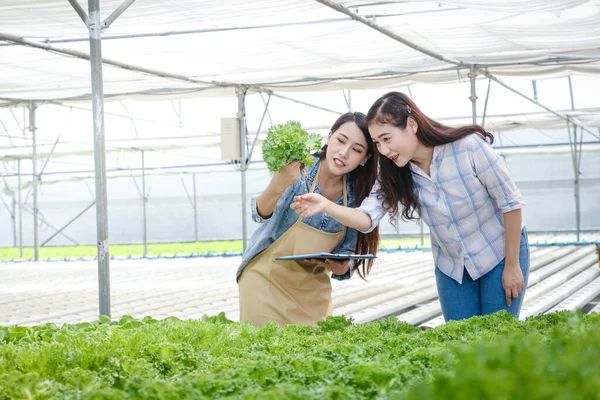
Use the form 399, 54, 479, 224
435, 228, 530, 322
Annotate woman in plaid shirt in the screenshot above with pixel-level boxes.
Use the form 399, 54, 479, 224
292, 91, 530, 322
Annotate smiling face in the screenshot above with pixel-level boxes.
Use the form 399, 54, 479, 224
368, 119, 419, 168
324, 121, 370, 175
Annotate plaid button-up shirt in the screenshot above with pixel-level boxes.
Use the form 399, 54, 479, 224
358, 134, 525, 283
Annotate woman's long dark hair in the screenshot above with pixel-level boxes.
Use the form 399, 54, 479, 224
366, 91, 494, 222
314, 112, 379, 279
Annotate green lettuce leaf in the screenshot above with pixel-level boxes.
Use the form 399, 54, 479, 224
262, 121, 323, 172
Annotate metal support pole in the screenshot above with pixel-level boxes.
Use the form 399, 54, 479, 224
88, 0, 111, 317
469, 65, 477, 124
28, 102, 39, 261
481, 78, 491, 128
17, 159, 22, 257
192, 173, 198, 242
572, 125, 581, 242
178, 100, 183, 126
11, 196, 16, 247
102, 0, 136, 31
236, 86, 248, 251
420, 219, 424, 247
0, 191, 14, 232
67, 0, 89, 25
141, 150, 147, 257
314, 0, 466, 67
567, 76, 581, 241
347, 90, 351, 112
248, 94, 272, 161
241, 167, 247, 252
343, 89, 352, 112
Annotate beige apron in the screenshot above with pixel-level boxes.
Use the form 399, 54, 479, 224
238, 164, 347, 327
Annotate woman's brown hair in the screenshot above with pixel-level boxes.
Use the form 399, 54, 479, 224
366, 92, 494, 222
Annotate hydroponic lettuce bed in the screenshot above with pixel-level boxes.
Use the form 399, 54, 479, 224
1, 311, 599, 399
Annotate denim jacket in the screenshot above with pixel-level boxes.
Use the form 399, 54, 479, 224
236, 157, 359, 282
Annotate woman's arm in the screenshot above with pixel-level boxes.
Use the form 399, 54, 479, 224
305, 257, 351, 277
504, 209, 522, 267
327, 226, 359, 279
291, 193, 373, 231
469, 136, 526, 306
291, 180, 387, 233
502, 208, 525, 306
469, 135, 524, 213
256, 162, 302, 219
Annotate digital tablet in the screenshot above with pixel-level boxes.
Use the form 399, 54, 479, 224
275, 252, 377, 261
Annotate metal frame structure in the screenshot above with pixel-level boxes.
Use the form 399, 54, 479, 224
0, 0, 598, 320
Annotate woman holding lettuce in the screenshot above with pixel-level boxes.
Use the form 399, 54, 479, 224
237, 112, 380, 327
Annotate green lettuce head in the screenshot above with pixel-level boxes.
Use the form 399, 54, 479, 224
262, 121, 322, 172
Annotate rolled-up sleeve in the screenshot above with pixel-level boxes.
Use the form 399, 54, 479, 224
330, 227, 358, 281
250, 194, 271, 223
250, 180, 300, 223
470, 135, 525, 213
356, 181, 388, 233
330, 259, 355, 281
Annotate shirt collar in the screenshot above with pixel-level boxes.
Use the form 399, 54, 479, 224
409, 144, 445, 178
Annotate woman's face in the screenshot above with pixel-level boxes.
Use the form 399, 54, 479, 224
325, 121, 370, 176
368, 121, 418, 167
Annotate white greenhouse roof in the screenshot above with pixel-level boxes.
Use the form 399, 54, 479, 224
1, 0, 600, 105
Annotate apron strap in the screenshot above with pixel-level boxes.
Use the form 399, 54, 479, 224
298, 160, 348, 237
341, 173, 347, 237
290, 162, 321, 228
309, 162, 320, 193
